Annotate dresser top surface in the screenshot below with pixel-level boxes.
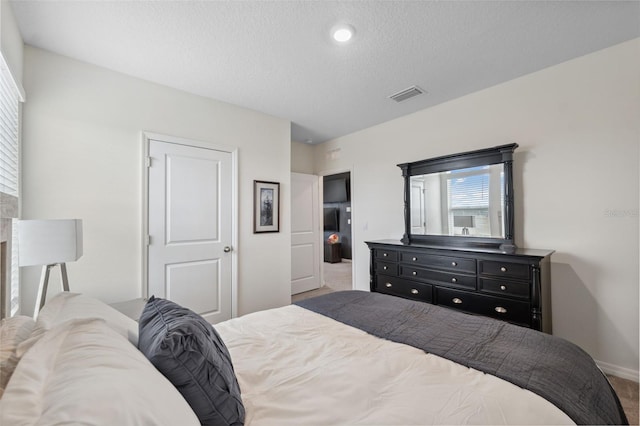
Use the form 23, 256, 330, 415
365, 239, 554, 258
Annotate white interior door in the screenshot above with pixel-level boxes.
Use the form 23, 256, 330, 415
147, 139, 233, 323
291, 172, 321, 295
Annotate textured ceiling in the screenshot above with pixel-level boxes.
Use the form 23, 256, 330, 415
10, 1, 640, 144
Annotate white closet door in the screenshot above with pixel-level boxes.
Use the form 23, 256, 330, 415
148, 139, 233, 323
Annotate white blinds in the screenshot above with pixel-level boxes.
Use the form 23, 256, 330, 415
0, 52, 23, 316
447, 168, 490, 209
0, 55, 20, 197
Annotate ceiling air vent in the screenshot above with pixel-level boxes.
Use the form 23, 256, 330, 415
389, 86, 424, 103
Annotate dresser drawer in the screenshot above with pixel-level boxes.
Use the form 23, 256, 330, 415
479, 278, 530, 300
436, 287, 531, 326
375, 275, 433, 303
479, 260, 530, 280
375, 249, 398, 262
375, 261, 398, 275
399, 252, 476, 273
435, 287, 476, 312
399, 252, 476, 274
399, 265, 476, 290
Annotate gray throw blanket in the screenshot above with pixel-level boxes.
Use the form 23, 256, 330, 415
296, 290, 627, 425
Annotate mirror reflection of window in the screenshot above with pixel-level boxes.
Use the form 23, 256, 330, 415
446, 166, 491, 236
444, 165, 503, 237
411, 164, 505, 238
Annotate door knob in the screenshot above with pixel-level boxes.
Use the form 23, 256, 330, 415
223, 246, 232, 253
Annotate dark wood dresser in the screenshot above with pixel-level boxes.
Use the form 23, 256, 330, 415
366, 240, 554, 333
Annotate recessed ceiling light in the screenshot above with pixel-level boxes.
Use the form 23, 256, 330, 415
332, 24, 355, 43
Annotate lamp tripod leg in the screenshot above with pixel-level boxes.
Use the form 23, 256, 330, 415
59, 263, 70, 292
34, 265, 52, 320
32, 263, 71, 319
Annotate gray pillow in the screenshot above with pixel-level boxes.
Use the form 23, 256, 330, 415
138, 296, 244, 426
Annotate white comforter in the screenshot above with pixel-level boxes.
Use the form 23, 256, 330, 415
216, 305, 574, 425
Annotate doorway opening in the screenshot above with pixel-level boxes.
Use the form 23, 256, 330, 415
321, 171, 353, 293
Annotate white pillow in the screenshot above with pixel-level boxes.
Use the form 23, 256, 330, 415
0, 318, 200, 425
0, 315, 35, 398
17, 292, 139, 358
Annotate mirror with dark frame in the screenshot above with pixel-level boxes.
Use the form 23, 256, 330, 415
398, 143, 518, 250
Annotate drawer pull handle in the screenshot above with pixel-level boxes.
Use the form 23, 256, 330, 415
412, 271, 417, 276
385, 282, 392, 288
495, 306, 507, 314
500, 285, 507, 291
383, 266, 388, 270
451, 261, 457, 266
411, 289, 419, 295
452, 298, 463, 304
500, 266, 507, 272
412, 257, 417, 261
383, 253, 388, 257
451, 277, 457, 283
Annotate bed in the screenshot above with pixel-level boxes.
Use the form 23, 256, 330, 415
0, 291, 627, 425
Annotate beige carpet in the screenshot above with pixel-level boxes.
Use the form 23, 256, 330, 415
608, 375, 639, 425
292, 260, 352, 303
322, 259, 353, 291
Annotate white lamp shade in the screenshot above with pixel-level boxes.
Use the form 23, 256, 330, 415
18, 219, 83, 266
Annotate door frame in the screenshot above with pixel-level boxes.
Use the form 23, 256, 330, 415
318, 166, 355, 290
141, 131, 239, 318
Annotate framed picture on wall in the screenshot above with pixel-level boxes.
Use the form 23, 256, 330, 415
253, 180, 280, 233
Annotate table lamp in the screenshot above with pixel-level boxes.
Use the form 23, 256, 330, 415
17, 219, 83, 318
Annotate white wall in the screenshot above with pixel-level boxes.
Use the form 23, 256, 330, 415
21, 46, 292, 316
0, 0, 23, 87
313, 39, 640, 379
291, 140, 315, 174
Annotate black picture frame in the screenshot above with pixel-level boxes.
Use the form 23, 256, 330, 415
253, 180, 280, 233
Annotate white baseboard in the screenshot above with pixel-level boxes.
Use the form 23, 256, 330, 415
596, 359, 639, 382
